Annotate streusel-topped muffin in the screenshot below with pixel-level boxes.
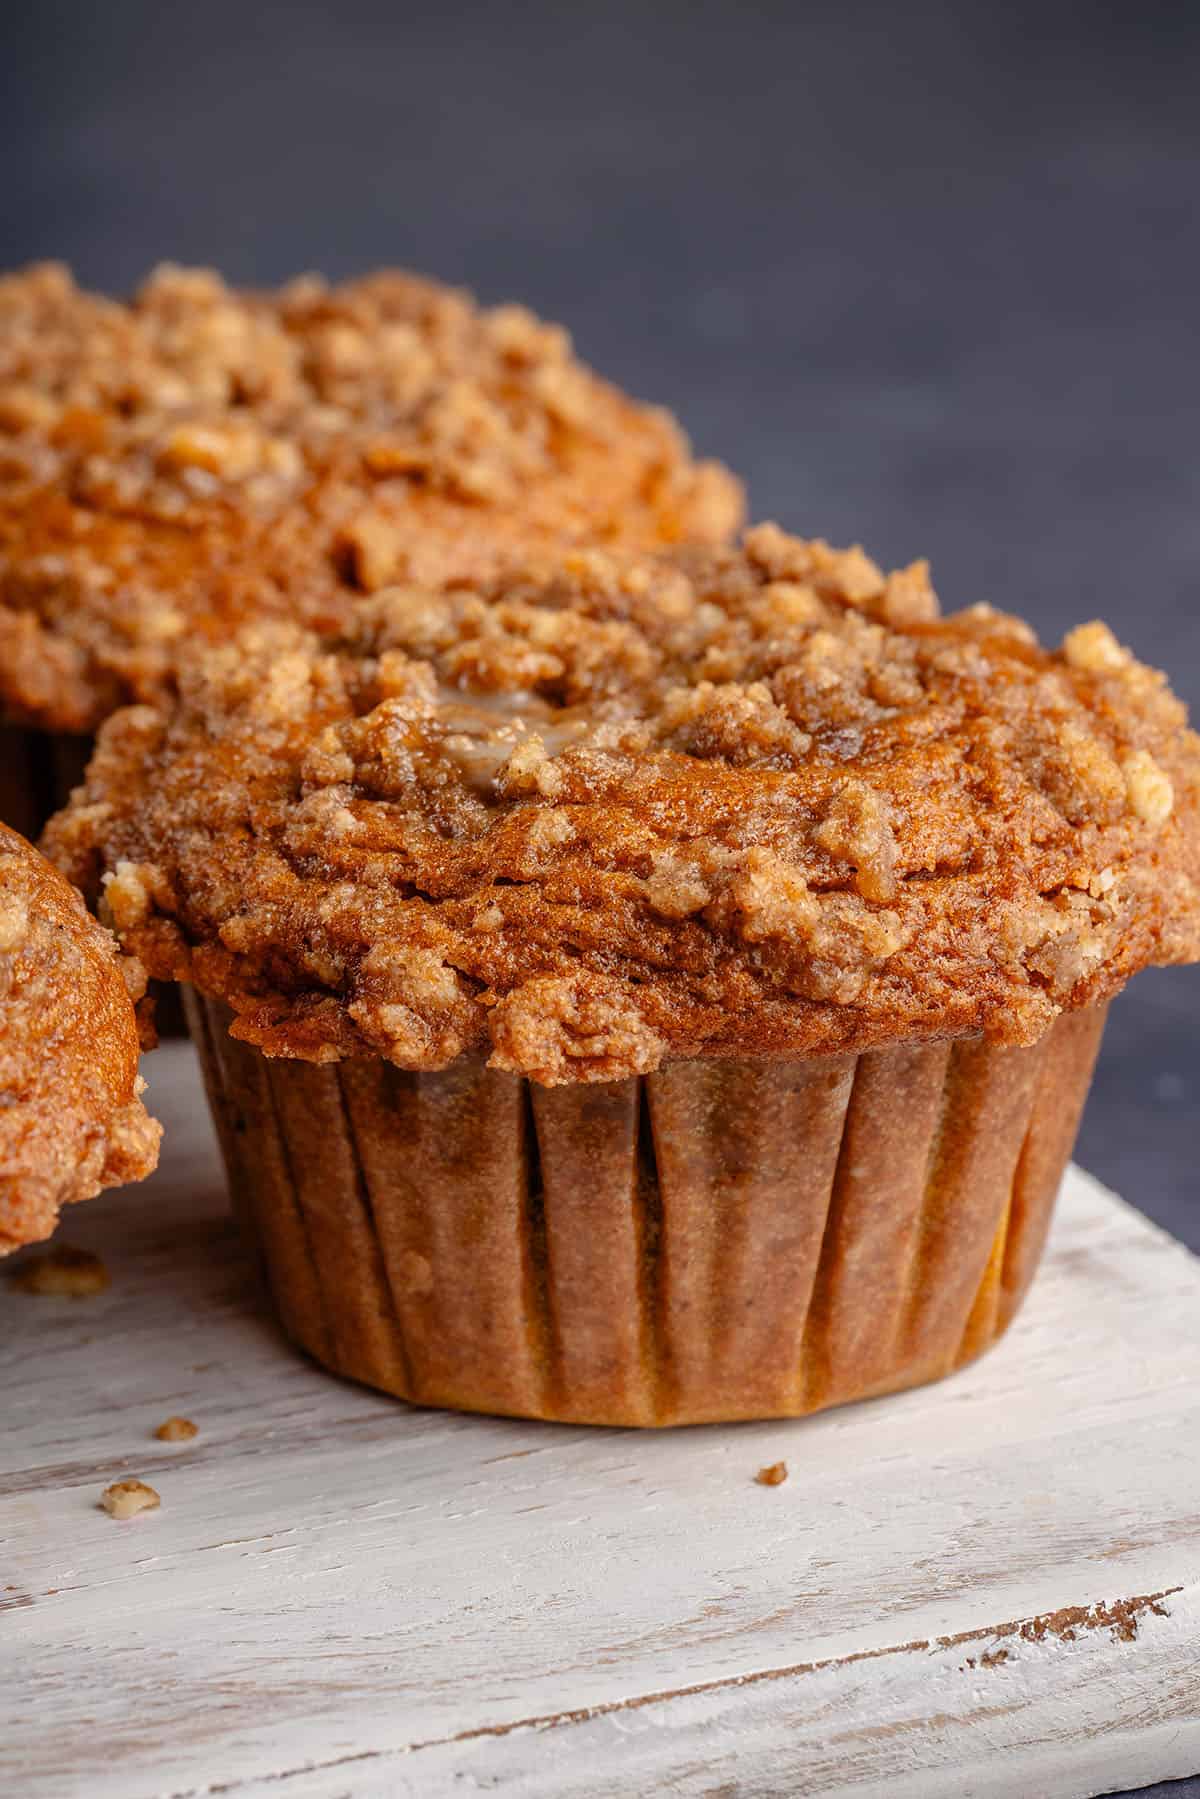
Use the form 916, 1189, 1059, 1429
0, 823, 159, 1254
44, 527, 1200, 1423
0, 262, 742, 734
46, 525, 1200, 1071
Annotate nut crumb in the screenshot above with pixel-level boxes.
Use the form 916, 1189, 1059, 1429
755, 1461, 789, 1487
1063, 620, 1129, 674
154, 1416, 198, 1442
1122, 749, 1174, 827
100, 1479, 160, 1520
10, 1246, 110, 1296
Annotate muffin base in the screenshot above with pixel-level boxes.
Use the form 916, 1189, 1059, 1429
185, 991, 1106, 1427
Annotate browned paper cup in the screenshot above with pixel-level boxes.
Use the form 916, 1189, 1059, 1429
185, 990, 1105, 1427
0, 727, 91, 841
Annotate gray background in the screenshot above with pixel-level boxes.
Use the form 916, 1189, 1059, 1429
2, 5, 1196, 1788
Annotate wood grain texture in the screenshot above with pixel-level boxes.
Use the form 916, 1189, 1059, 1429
1, 1042, 1199, 1799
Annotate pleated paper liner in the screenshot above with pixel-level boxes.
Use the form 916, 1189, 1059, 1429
0, 726, 91, 843
185, 990, 1106, 1427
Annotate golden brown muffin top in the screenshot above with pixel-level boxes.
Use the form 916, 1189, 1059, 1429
0, 823, 160, 1250
44, 525, 1200, 1084
0, 262, 742, 731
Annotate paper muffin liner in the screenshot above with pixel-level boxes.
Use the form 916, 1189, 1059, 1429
185, 990, 1106, 1427
0, 727, 91, 842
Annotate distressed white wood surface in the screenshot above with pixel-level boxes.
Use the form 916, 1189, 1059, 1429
2, 1042, 1199, 1799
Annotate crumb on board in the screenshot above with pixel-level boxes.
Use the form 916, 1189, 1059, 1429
9, 1246, 110, 1297
154, 1416, 198, 1442
100, 1479, 160, 1520
755, 1461, 789, 1487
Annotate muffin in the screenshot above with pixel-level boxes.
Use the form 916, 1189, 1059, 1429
44, 526, 1200, 1423
0, 261, 742, 837
0, 822, 160, 1254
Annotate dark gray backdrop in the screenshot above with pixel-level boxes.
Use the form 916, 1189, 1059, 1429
2, 7, 1197, 1786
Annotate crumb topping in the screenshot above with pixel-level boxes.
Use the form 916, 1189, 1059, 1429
0, 823, 160, 1249
154, 1416, 198, 1442
43, 528, 1200, 1083
0, 262, 742, 730
755, 1461, 789, 1486
100, 1479, 160, 1520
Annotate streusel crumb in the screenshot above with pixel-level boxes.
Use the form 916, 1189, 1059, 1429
0, 263, 742, 731
154, 1416, 198, 1442
44, 529, 1200, 1082
755, 1461, 789, 1486
100, 1479, 160, 1520
1, 823, 160, 1251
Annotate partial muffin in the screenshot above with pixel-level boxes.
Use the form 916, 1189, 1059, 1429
44, 528, 1200, 1422
0, 823, 160, 1253
0, 262, 742, 739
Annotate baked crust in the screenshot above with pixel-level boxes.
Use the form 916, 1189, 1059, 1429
44, 527, 1200, 1082
0, 263, 742, 731
0, 822, 160, 1250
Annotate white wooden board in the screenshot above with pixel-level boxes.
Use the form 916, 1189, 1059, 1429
2, 1041, 1199, 1799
